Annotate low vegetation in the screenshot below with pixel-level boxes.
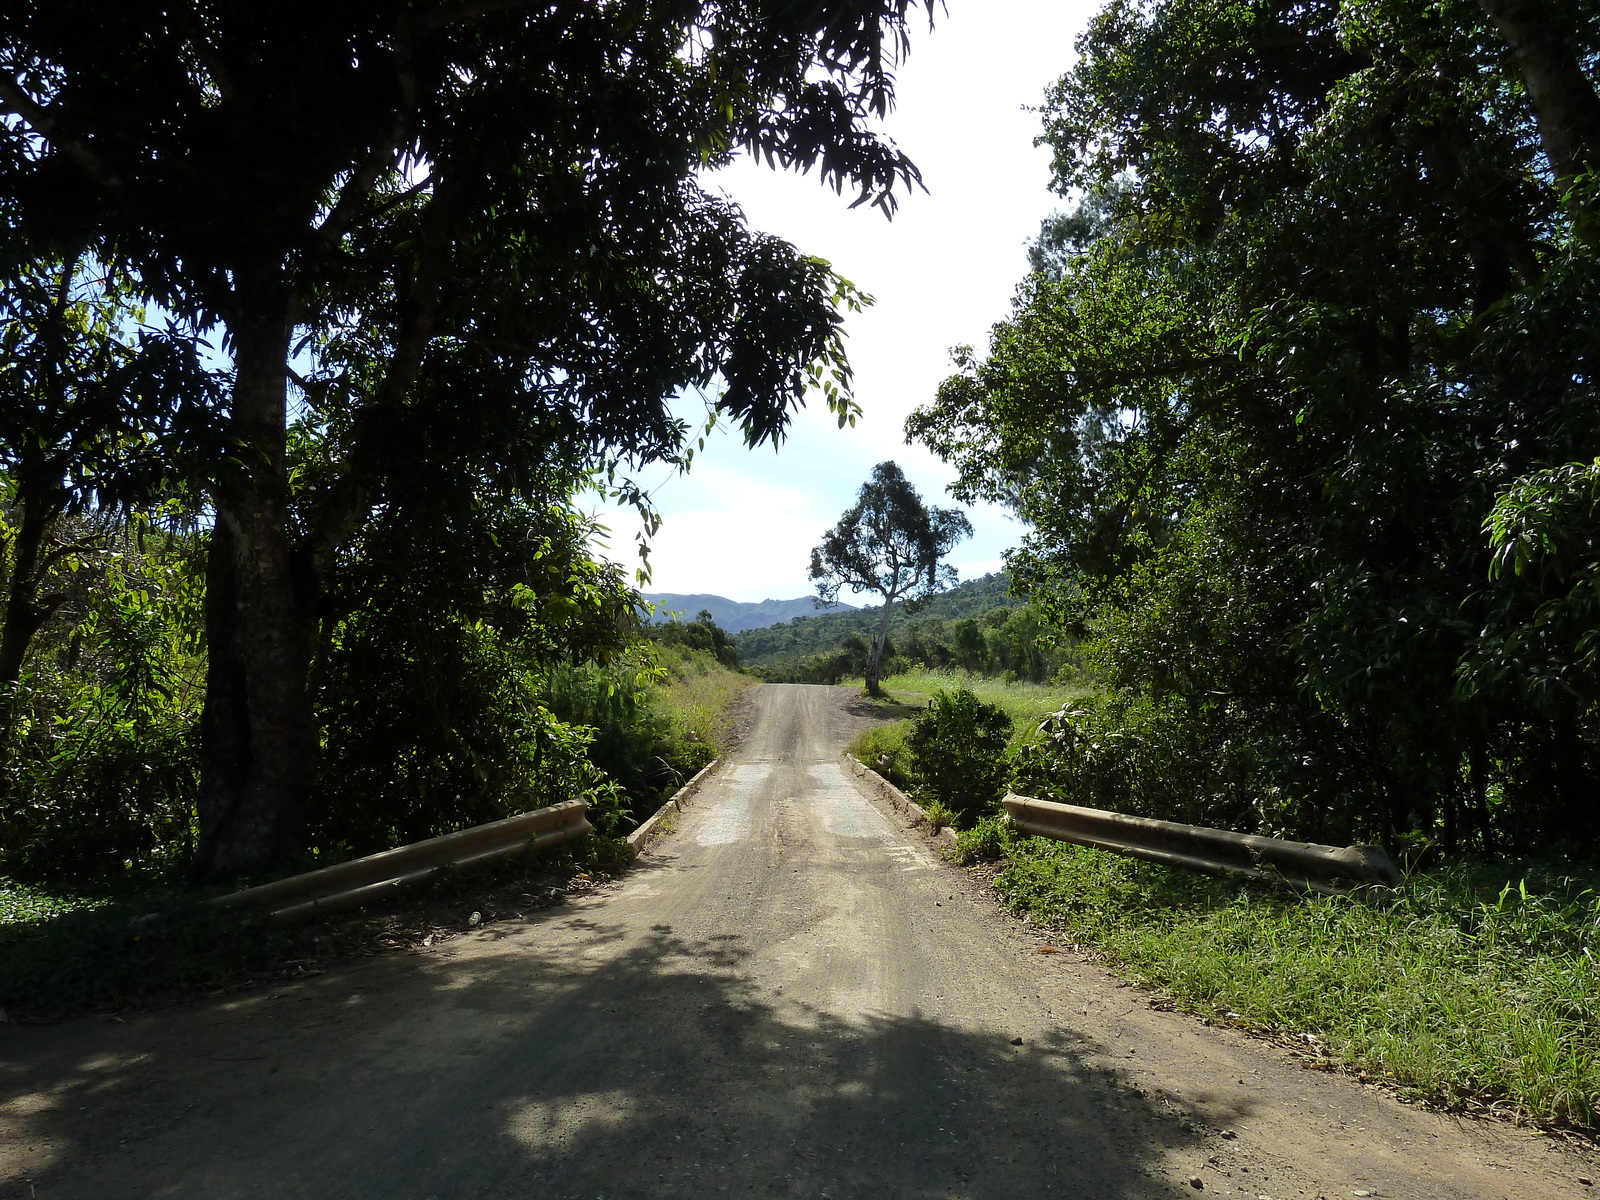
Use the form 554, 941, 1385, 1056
849, 670, 1600, 1130
0, 634, 750, 1021
954, 820, 1600, 1130
653, 639, 756, 781
846, 670, 1085, 813
876, 668, 1088, 732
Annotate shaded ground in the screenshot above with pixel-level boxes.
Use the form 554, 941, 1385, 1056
1, 684, 1594, 1198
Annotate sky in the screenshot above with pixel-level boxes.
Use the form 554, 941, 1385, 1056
591, 0, 1098, 603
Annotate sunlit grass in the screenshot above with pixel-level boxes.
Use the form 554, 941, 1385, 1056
654, 643, 756, 758
956, 819, 1600, 1129
862, 667, 1090, 743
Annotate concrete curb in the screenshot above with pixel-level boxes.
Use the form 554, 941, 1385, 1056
844, 754, 960, 851
626, 758, 723, 859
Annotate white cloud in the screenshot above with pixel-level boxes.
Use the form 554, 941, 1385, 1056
594, 1, 1091, 600
589, 470, 837, 601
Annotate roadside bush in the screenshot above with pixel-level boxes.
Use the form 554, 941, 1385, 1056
907, 687, 1012, 828
0, 708, 198, 880
312, 610, 606, 856
0, 549, 205, 882
542, 657, 692, 822
1011, 692, 1363, 842
952, 814, 1008, 865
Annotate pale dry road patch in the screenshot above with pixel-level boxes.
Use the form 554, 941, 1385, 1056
1, 683, 1593, 1199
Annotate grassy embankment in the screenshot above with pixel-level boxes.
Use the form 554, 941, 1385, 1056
844, 666, 1087, 782
847, 670, 1600, 1130
654, 641, 755, 769
0, 645, 753, 1021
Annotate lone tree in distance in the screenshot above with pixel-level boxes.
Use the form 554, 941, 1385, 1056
810, 461, 971, 696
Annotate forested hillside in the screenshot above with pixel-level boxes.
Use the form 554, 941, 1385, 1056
910, 0, 1600, 857
736, 574, 1072, 683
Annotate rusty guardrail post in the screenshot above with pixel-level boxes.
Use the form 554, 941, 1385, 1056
1002, 793, 1401, 894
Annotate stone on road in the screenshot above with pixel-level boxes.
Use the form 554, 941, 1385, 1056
1, 685, 1591, 1198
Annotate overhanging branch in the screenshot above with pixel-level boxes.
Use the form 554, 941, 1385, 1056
0, 75, 122, 192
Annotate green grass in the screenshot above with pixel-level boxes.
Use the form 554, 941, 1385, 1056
956, 819, 1600, 1129
655, 643, 756, 759
874, 668, 1088, 738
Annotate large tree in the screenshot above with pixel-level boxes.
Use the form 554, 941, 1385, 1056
909, 0, 1600, 851
810, 460, 971, 696
0, 0, 935, 873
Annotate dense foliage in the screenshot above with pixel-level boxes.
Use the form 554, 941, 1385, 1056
650, 609, 741, 670
1, 0, 934, 873
0, 1, 939, 881
907, 687, 1013, 827
910, 0, 1600, 856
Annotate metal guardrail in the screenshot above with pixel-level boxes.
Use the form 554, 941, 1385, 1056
1002, 793, 1401, 894
213, 798, 592, 922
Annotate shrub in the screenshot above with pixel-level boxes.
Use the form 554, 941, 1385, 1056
952, 814, 1009, 864
907, 687, 1012, 828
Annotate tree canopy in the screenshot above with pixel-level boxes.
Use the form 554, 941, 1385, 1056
909, 0, 1600, 854
810, 460, 971, 695
0, 0, 937, 872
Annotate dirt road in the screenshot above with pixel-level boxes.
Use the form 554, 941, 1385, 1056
2, 684, 1593, 1198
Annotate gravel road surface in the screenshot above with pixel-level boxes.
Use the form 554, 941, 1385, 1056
1, 683, 1593, 1198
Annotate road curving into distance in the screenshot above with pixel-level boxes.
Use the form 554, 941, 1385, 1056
1, 683, 1593, 1198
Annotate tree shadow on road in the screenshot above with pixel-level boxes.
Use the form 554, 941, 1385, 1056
2, 910, 1252, 1199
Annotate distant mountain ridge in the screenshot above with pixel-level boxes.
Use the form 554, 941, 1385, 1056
642, 592, 856, 634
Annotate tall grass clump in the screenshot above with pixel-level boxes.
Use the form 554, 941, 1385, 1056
654, 641, 755, 765
878, 667, 1087, 743
960, 818, 1600, 1128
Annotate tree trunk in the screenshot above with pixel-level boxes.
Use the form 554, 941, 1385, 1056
864, 598, 896, 697
1478, 0, 1600, 238
195, 316, 316, 877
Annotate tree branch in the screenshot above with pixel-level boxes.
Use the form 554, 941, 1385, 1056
300, 293, 439, 585
0, 75, 122, 192
316, 14, 419, 248
1478, 0, 1600, 241
173, 4, 236, 104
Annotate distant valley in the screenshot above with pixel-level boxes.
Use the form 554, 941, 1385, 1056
642, 592, 857, 634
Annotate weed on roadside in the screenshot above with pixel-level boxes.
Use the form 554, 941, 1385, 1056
958, 817, 1600, 1131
